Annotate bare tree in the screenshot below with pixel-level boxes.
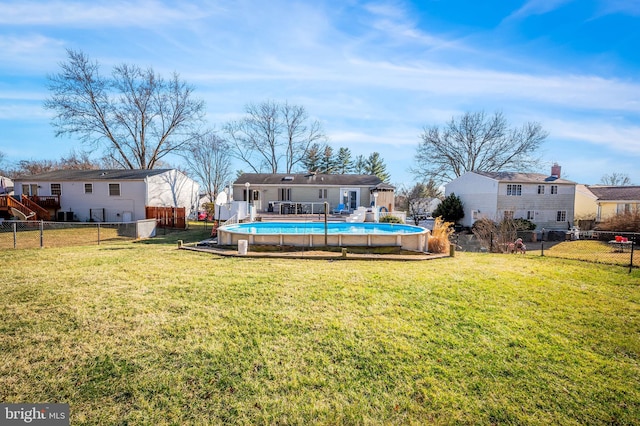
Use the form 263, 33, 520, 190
414, 111, 547, 184
182, 131, 233, 208
397, 180, 442, 225
224, 100, 325, 173
600, 172, 633, 186
44, 49, 205, 170
59, 149, 100, 170
0, 151, 8, 176
11, 151, 101, 176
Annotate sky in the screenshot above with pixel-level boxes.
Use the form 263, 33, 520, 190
1, 0, 639, 188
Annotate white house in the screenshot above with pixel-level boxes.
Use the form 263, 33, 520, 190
12, 169, 199, 222
233, 173, 395, 215
445, 164, 576, 230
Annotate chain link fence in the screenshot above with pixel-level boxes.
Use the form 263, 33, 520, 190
452, 230, 638, 272
0, 220, 146, 249
538, 231, 638, 272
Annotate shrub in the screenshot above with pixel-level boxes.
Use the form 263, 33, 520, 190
472, 217, 524, 253
596, 209, 640, 232
513, 218, 536, 230
471, 218, 497, 251
380, 215, 404, 224
428, 217, 454, 253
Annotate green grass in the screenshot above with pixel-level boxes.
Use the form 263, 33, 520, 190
1, 233, 639, 425
530, 240, 639, 267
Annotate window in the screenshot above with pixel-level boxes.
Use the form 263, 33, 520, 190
617, 203, 632, 214
527, 210, 536, 220
22, 184, 38, 196
50, 183, 61, 196
556, 211, 567, 222
551, 185, 558, 194
279, 188, 291, 201
318, 189, 328, 199
504, 211, 514, 220
506, 184, 522, 196
109, 183, 121, 196
84, 183, 93, 194
537, 185, 545, 194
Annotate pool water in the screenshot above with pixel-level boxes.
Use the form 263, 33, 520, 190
222, 221, 424, 235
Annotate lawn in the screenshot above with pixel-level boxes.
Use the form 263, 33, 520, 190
1, 230, 639, 425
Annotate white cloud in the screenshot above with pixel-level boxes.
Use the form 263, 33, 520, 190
506, 0, 575, 20
0, 34, 64, 71
546, 118, 640, 155
0, 103, 50, 120
0, 0, 214, 27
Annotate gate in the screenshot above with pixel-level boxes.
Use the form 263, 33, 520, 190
146, 206, 186, 229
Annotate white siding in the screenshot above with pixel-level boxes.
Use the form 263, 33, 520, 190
445, 172, 499, 227
147, 170, 200, 218
445, 172, 576, 230
14, 169, 199, 222
496, 182, 575, 229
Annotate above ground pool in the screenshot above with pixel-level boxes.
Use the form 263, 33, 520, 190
217, 221, 430, 252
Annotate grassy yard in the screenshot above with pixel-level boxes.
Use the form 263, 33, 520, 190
1, 230, 639, 425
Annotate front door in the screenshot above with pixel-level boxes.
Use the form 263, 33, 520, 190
340, 188, 359, 211
348, 191, 357, 210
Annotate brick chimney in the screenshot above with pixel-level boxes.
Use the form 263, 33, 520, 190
551, 163, 561, 178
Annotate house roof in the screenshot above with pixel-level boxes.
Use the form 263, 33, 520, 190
586, 185, 640, 201
473, 171, 575, 184
14, 169, 172, 181
235, 173, 394, 189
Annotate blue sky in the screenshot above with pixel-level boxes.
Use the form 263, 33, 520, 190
1, 0, 639, 187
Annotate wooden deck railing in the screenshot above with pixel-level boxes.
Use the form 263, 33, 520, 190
0, 195, 37, 220
28, 195, 60, 209
20, 195, 51, 220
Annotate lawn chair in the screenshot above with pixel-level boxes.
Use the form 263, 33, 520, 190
331, 203, 347, 214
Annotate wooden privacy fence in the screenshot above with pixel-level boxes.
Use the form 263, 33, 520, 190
146, 206, 186, 229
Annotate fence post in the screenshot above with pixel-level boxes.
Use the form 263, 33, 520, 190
97, 223, 101, 245
630, 236, 635, 274
540, 228, 545, 257
40, 220, 44, 248
13, 222, 17, 249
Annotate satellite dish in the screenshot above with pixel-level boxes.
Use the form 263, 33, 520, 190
11, 208, 35, 220
215, 191, 228, 206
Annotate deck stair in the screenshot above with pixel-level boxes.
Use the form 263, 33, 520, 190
345, 207, 367, 223
20, 195, 51, 220
0, 195, 37, 220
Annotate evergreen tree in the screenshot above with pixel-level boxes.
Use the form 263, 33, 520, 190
301, 142, 324, 172
364, 152, 390, 182
335, 147, 353, 174
353, 155, 367, 174
320, 145, 337, 174
433, 193, 464, 223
